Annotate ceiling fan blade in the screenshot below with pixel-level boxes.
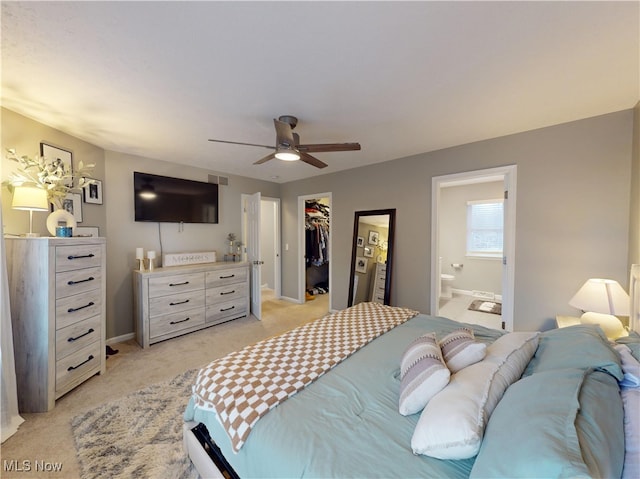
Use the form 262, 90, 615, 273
297, 142, 361, 153
209, 138, 274, 150
273, 118, 296, 147
299, 152, 328, 169
254, 153, 276, 165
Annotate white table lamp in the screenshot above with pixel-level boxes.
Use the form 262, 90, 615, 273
12, 185, 49, 237
569, 278, 630, 339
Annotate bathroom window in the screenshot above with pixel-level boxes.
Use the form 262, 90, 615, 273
467, 199, 503, 258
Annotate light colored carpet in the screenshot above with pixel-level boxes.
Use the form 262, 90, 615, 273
71, 369, 199, 479
0, 293, 327, 479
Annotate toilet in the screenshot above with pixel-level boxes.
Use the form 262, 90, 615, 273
441, 274, 455, 299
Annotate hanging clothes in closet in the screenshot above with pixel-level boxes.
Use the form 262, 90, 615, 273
305, 200, 330, 297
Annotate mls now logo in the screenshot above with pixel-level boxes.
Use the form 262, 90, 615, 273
3, 459, 63, 472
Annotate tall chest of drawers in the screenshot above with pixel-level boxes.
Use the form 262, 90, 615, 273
5, 237, 107, 412
133, 261, 250, 348
371, 262, 388, 304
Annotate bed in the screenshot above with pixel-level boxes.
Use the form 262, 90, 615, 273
183, 296, 640, 478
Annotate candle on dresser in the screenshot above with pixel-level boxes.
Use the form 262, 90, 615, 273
147, 250, 156, 271
136, 247, 145, 271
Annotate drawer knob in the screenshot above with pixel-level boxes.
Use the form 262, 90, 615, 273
169, 317, 190, 325
67, 276, 95, 285
67, 328, 95, 342
67, 253, 95, 260
169, 299, 190, 306
169, 281, 189, 287
68, 301, 95, 313
67, 355, 94, 371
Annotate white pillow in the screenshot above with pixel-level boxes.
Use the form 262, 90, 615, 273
439, 328, 487, 373
411, 331, 539, 459
398, 333, 450, 416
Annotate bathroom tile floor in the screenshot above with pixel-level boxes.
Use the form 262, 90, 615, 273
439, 293, 504, 331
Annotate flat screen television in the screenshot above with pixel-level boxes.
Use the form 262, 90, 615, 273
134, 172, 219, 224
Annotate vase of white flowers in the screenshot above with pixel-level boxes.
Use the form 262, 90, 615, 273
2, 148, 97, 235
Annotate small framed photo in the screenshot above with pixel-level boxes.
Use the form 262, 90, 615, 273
364, 246, 374, 258
83, 179, 103, 204
74, 226, 99, 237
355, 256, 368, 274
368, 230, 379, 245
41, 143, 72, 184
357, 236, 365, 247
54, 192, 83, 223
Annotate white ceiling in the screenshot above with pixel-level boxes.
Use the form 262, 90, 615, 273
2, 1, 638, 184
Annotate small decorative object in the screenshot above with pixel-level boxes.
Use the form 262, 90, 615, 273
147, 251, 156, 271
46, 208, 77, 236
163, 251, 216, 267
74, 226, 99, 237
227, 233, 236, 255
235, 241, 243, 255
55, 226, 73, 237
136, 247, 146, 271
368, 230, 379, 245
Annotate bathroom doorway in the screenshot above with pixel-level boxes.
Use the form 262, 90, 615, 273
431, 166, 517, 331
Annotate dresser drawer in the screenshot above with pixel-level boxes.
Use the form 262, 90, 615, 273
150, 308, 206, 339
56, 315, 102, 360
206, 282, 248, 305
56, 341, 101, 393
56, 289, 102, 330
56, 244, 103, 272
149, 290, 205, 317
206, 298, 248, 325
56, 266, 102, 299
148, 272, 204, 298
206, 267, 247, 288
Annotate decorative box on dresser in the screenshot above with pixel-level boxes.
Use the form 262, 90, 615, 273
133, 261, 250, 348
5, 237, 106, 413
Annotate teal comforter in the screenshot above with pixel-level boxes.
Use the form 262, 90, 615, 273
184, 314, 625, 478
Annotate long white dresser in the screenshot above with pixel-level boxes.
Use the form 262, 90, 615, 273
133, 261, 250, 348
5, 237, 107, 412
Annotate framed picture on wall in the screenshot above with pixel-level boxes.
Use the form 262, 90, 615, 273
83, 179, 103, 204
53, 192, 83, 223
355, 256, 368, 274
364, 246, 374, 258
357, 236, 365, 247
40, 143, 72, 185
368, 230, 379, 245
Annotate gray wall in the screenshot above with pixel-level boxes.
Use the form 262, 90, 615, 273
280, 110, 634, 331
440, 181, 503, 295
3, 107, 637, 336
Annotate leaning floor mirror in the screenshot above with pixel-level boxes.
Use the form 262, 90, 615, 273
348, 209, 396, 306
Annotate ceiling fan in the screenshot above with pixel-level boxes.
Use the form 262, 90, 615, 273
208, 115, 361, 169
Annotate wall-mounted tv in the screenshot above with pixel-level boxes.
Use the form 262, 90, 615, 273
134, 172, 219, 224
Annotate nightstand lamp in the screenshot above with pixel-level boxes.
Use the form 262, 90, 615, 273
569, 278, 630, 340
12, 185, 49, 237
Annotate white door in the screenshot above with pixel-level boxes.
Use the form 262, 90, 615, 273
246, 192, 262, 319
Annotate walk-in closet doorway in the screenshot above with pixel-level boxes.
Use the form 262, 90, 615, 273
298, 193, 331, 316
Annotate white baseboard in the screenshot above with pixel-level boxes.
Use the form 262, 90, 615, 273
278, 295, 303, 304
107, 332, 135, 345
452, 289, 502, 302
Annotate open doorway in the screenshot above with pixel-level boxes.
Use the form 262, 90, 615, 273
431, 166, 516, 331
298, 193, 331, 316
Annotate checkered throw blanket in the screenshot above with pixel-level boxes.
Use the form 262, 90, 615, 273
192, 302, 419, 452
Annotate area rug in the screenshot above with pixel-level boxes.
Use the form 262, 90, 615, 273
468, 299, 502, 315
72, 369, 199, 479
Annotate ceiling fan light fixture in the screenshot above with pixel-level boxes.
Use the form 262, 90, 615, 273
275, 146, 300, 161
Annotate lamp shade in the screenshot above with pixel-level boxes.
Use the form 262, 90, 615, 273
274, 146, 300, 161
569, 278, 630, 316
11, 185, 49, 211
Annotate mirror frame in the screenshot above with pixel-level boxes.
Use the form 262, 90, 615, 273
348, 208, 396, 307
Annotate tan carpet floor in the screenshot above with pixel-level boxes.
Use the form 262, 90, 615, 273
0, 292, 329, 479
